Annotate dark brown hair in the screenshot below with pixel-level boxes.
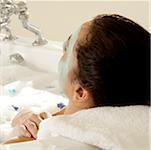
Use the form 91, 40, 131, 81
76, 14, 150, 106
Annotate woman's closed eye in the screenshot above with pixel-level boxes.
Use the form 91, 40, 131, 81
63, 35, 72, 52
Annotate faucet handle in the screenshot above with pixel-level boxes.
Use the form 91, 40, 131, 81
15, 0, 27, 14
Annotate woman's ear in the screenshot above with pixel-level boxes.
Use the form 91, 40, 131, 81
73, 83, 90, 104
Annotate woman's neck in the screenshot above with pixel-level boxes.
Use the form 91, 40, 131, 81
64, 105, 83, 115
53, 100, 95, 116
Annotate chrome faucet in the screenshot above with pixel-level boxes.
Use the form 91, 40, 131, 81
0, 0, 16, 40
0, 0, 47, 46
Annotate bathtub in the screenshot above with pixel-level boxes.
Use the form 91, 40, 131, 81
0, 136, 100, 150
0, 37, 100, 150
0, 36, 67, 125
0, 36, 63, 73
0, 36, 63, 87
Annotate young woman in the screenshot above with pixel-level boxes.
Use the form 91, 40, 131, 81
8, 14, 150, 143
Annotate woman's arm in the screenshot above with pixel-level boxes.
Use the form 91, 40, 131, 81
3, 137, 35, 144
4, 108, 66, 144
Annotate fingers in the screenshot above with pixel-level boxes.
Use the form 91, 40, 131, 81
39, 112, 48, 119
19, 125, 31, 138
29, 114, 42, 128
16, 112, 48, 139
12, 110, 33, 127
23, 120, 38, 139
12, 111, 48, 127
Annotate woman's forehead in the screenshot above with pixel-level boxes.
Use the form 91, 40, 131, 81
75, 21, 91, 45
65, 21, 91, 54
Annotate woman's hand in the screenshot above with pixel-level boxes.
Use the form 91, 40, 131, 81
11, 107, 65, 139
12, 109, 48, 139
18, 112, 48, 139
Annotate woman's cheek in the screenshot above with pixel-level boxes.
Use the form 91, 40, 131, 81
64, 71, 74, 99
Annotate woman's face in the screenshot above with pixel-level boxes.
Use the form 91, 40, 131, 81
58, 30, 79, 100
58, 22, 91, 101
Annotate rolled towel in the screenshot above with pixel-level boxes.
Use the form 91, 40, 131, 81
37, 106, 150, 150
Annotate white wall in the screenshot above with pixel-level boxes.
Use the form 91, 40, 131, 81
11, 1, 149, 41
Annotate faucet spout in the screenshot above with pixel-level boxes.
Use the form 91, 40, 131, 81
18, 10, 48, 46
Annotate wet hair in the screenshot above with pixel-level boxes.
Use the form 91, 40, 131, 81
75, 14, 150, 106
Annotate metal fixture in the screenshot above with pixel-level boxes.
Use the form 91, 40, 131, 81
0, 0, 47, 46
9, 53, 24, 64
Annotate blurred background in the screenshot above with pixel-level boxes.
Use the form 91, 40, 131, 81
11, 0, 150, 41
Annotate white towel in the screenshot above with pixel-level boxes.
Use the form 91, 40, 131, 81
37, 106, 150, 150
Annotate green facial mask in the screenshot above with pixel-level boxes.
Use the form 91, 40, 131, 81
58, 26, 81, 92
